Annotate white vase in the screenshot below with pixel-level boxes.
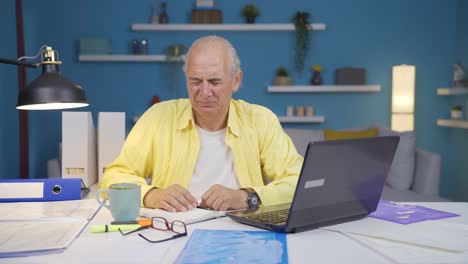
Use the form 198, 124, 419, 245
273, 76, 293, 86
451, 110, 463, 120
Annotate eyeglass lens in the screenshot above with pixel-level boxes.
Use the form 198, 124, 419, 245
152, 217, 186, 234
171, 220, 187, 234
152, 217, 170, 231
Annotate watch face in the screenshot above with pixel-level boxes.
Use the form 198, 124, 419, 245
248, 193, 260, 209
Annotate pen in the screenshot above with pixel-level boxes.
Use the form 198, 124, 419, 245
111, 219, 152, 226
89, 224, 141, 233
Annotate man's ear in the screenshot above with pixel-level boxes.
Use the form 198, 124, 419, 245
232, 70, 243, 93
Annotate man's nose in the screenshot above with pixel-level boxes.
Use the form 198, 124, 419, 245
199, 80, 212, 97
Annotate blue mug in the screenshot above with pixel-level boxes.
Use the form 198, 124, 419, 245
97, 183, 141, 222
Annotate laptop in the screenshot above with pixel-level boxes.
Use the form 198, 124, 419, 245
227, 136, 399, 233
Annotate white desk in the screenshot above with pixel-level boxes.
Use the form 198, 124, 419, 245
2, 197, 468, 263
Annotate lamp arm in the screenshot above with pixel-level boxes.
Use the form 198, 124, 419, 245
0, 57, 40, 68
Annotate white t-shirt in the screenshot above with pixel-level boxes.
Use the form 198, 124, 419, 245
188, 126, 240, 201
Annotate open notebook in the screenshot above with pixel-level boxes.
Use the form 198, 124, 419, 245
139, 207, 226, 225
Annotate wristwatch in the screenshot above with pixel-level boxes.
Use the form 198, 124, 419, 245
243, 188, 261, 209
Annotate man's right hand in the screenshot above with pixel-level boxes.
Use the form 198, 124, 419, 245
143, 184, 198, 212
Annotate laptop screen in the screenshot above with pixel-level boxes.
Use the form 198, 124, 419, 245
287, 136, 399, 228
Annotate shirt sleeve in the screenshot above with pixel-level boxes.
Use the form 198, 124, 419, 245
98, 107, 157, 206
252, 109, 303, 206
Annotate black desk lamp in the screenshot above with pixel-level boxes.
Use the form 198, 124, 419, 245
0, 45, 88, 110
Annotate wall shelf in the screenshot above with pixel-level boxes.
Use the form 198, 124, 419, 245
78, 54, 185, 62
436, 87, 468, 95
437, 119, 468, 129
131, 23, 326, 31
267, 85, 381, 93
278, 116, 325, 123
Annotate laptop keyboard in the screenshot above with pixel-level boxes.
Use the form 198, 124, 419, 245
246, 209, 289, 225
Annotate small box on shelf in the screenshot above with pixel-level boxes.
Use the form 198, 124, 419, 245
79, 38, 111, 55
196, 0, 214, 8
191, 9, 222, 24
335, 68, 366, 85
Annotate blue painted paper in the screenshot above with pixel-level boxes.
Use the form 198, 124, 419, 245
175, 229, 288, 264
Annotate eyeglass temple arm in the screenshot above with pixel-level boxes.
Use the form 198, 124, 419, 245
138, 232, 187, 243
118, 226, 149, 236
0, 58, 40, 68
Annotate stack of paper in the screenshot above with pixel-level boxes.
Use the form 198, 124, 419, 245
346, 230, 468, 263
140, 207, 225, 225
0, 199, 100, 257
321, 201, 468, 262
324, 217, 468, 252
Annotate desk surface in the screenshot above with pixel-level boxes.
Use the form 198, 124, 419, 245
2, 191, 468, 264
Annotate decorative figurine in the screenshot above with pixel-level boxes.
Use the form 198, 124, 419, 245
296, 106, 304, 117
150, 6, 159, 24
131, 39, 139, 54
159, 2, 169, 24
453, 63, 466, 87
306, 106, 314, 116
310, 64, 323, 85
140, 39, 148, 54
286, 106, 294, 117
451, 105, 463, 120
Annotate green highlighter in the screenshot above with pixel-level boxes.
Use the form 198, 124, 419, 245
90, 224, 141, 233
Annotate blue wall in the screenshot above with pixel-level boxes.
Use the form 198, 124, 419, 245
0, 1, 19, 179
1, 0, 465, 200
451, 0, 468, 201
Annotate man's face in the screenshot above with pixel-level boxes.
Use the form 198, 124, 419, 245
185, 43, 241, 122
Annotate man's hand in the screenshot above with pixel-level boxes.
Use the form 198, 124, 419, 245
200, 184, 248, 211
143, 184, 198, 212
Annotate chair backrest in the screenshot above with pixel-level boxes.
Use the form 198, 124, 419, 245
283, 128, 323, 156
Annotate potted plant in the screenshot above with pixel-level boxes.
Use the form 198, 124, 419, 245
273, 67, 293, 85
451, 105, 463, 119
242, 4, 260, 24
292, 11, 311, 74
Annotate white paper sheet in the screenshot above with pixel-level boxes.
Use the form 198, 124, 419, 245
345, 232, 468, 264
0, 219, 88, 257
322, 217, 468, 252
0, 199, 100, 221
139, 208, 225, 224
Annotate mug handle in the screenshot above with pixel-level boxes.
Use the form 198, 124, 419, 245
97, 189, 111, 210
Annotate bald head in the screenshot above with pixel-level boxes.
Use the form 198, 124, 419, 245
183, 36, 241, 78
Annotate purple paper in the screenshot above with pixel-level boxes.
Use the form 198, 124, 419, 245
369, 200, 460, 224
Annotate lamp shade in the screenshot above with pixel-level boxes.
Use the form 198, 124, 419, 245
16, 63, 88, 110
391, 65, 415, 131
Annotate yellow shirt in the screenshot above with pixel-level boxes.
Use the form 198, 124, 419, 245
99, 99, 303, 206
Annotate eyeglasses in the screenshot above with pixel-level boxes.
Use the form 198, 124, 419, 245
119, 217, 187, 243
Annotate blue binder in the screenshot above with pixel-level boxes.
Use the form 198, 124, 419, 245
0, 178, 86, 202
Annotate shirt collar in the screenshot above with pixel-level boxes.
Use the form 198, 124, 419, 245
226, 100, 240, 137
177, 100, 240, 137
177, 101, 195, 130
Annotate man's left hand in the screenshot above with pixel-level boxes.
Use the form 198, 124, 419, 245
200, 184, 248, 211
